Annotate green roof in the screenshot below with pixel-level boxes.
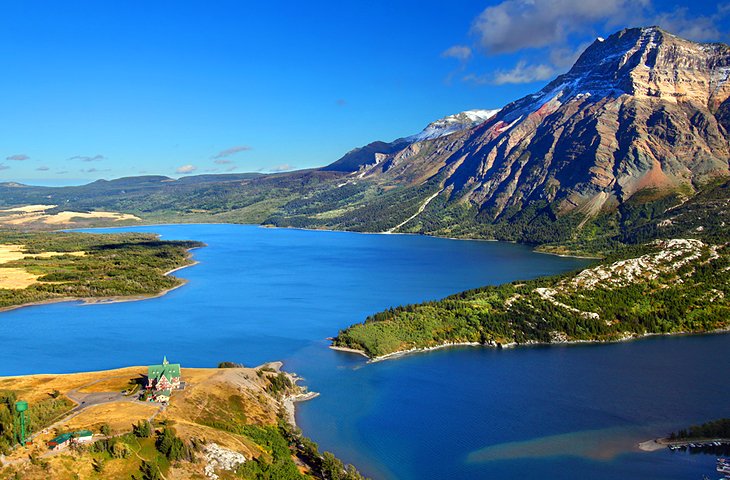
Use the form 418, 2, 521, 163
49, 433, 73, 444
49, 430, 93, 445
148, 356, 181, 383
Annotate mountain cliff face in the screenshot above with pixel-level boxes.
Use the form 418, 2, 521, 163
345, 27, 729, 227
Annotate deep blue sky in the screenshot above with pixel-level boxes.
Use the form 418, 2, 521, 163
1, 1, 727, 185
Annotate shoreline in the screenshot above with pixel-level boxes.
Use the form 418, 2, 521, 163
263, 361, 320, 429
70, 220, 598, 260
532, 248, 603, 260
638, 437, 730, 452
328, 345, 371, 359
368, 342, 483, 362
283, 391, 320, 428
0, 248, 200, 315
334, 328, 730, 363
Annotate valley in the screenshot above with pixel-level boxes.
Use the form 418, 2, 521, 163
0, 23, 728, 480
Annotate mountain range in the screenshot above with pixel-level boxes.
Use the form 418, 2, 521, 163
1, 26, 728, 253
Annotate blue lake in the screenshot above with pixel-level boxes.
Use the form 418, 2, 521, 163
0, 224, 727, 479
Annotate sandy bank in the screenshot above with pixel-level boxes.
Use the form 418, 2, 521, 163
328, 345, 370, 358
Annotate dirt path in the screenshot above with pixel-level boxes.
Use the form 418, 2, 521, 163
386, 189, 443, 233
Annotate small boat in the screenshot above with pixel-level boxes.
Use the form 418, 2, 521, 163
718, 458, 730, 475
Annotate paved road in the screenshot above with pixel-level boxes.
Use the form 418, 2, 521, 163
28, 376, 150, 443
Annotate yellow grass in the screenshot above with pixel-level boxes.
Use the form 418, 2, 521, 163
0, 366, 147, 403
0, 244, 86, 289
35, 251, 87, 259
0, 205, 140, 227
64, 402, 159, 434
76, 375, 143, 394
179, 367, 221, 384
0, 267, 40, 289
42, 211, 140, 225
0, 244, 27, 262
0, 204, 57, 213
1, 212, 46, 225
0, 244, 86, 265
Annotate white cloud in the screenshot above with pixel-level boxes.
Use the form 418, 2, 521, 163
470, 0, 649, 55
465, 61, 555, 85
6, 154, 30, 161
650, 6, 726, 42
442, 45, 472, 61
36, 166, 50, 171
214, 159, 232, 165
457, 0, 727, 85
176, 164, 197, 174
213, 145, 252, 159
269, 164, 294, 172
0, 163, 9, 171
68, 154, 105, 162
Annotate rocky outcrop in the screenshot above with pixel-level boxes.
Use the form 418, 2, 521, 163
204, 443, 247, 479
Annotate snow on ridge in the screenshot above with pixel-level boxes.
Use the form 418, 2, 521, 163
406, 109, 500, 142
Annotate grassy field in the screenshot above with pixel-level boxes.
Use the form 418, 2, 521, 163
0, 367, 146, 403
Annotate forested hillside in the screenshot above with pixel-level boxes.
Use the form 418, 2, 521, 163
333, 239, 729, 358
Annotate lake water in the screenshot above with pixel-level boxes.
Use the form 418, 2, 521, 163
0, 224, 727, 479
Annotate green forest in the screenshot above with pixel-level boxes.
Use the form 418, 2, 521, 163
670, 418, 730, 440
0, 391, 73, 454
0, 231, 203, 310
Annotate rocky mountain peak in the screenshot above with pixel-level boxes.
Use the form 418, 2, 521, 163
508, 26, 730, 120
323, 109, 499, 172
406, 109, 500, 142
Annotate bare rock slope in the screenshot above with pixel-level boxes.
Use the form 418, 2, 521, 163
348, 27, 730, 229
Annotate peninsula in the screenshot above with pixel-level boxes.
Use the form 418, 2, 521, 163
0, 231, 203, 312
0, 362, 366, 480
332, 239, 729, 359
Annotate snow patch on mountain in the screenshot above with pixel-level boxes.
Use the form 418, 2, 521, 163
406, 109, 499, 142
